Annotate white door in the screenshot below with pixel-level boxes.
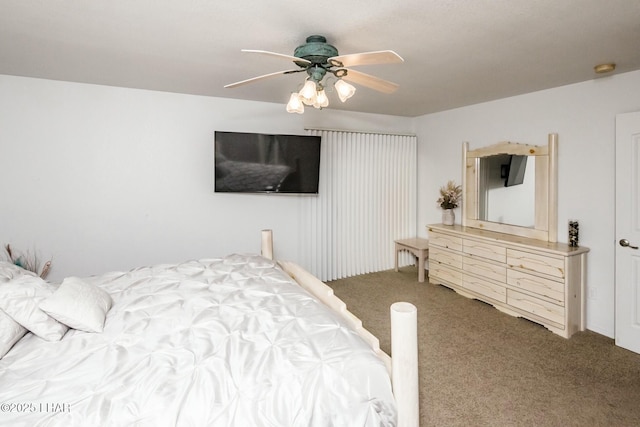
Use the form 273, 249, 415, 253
615, 111, 640, 354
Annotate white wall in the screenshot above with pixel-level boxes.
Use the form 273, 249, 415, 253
0, 75, 414, 282
3, 70, 639, 338
415, 70, 640, 337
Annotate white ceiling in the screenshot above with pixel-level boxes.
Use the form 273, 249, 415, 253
1, 0, 639, 117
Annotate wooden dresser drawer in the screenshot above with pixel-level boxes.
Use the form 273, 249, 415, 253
507, 249, 565, 279
463, 255, 506, 283
507, 269, 564, 304
507, 289, 564, 326
430, 247, 463, 269
463, 239, 506, 263
428, 231, 463, 252
430, 264, 463, 287
463, 274, 506, 303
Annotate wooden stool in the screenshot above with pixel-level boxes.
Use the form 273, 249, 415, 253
395, 238, 429, 282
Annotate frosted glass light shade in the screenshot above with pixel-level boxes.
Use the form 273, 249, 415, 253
299, 80, 318, 105
335, 79, 356, 102
314, 88, 329, 109
286, 93, 304, 114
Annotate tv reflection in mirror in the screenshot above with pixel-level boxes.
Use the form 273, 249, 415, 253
504, 155, 527, 187
480, 153, 535, 227
214, 131, 321, 194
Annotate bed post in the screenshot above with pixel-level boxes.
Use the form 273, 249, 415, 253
261, 229, 274, 260
391, 302, 419, 427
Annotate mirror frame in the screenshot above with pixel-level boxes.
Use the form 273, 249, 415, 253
462, 133, 558, 242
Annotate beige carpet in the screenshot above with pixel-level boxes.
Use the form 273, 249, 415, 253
327, 266, 640, 427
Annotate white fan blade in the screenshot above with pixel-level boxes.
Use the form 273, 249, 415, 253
328, 50, 404, 67
224, 69, 301, 88
241, 49, 311, 65
341, 69, 399, 94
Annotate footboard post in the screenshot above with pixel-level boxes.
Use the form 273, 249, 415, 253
261, 229, 273, 260
391, 302, 419, 427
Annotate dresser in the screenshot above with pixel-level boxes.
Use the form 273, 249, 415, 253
428, 224, 589, 338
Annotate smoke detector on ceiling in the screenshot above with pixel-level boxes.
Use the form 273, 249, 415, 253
594, 63, 616, 74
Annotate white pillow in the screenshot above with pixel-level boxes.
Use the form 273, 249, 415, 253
0, 261, 37, 283
0, 275, 68, 341
0, 308, 28, 358
39, 277, 113, 333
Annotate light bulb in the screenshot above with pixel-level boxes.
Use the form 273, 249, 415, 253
299, 80, 318, 105
314, 88, 329, 109
335, 79, 356, 102
286, 93, 304, 114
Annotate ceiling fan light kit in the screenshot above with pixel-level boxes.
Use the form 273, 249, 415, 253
335, 79, 356, 102
285, 77, 355, 113
225, 35, 404, 114
299, 79, 319, 104
315, 88, 329, 108
286, 92, 304, 114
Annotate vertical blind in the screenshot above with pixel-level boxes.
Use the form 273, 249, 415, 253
300, 129, 417, 281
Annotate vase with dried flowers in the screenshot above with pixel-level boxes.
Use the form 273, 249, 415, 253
437, 180, 462, 225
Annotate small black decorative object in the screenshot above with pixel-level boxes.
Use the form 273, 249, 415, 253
568, 220, 579, 247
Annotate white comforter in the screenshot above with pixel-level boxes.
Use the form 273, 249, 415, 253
0, 254, 396, 427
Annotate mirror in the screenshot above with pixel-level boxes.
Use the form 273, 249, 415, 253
478, 154, 536, 228
462, 134, 557, 242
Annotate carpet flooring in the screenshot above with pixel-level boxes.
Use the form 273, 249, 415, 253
327, 266, 640, 427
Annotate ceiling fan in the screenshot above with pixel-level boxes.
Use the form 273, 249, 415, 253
224, 35, 404, 113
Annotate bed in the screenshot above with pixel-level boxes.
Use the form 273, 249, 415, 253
0, 231, 417, 426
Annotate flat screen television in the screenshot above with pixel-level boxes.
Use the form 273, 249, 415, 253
214, 131, 321, 194
505, 155, 527, 187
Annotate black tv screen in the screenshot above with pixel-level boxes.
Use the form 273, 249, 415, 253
214, 131, 321, 194
505, 155, 527, 187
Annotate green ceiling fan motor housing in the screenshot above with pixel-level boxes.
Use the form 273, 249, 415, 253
293, 35, 339, 66
293, 35, 342, 83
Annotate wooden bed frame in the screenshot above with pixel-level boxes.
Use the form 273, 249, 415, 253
261, 230, 419, 427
